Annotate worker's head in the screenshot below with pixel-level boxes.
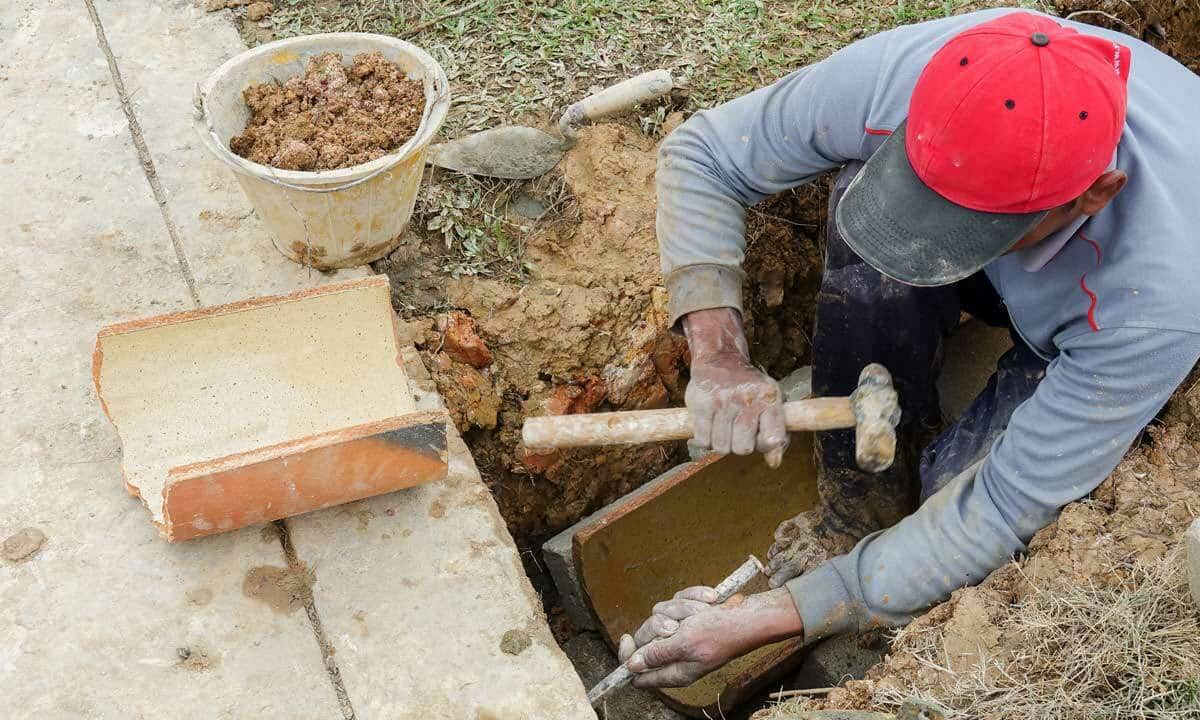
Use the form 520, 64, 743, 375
836, 12, 1131, 286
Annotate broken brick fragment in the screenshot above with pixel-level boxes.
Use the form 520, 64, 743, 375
437, 312, 493, 368
93, 276, 449, 541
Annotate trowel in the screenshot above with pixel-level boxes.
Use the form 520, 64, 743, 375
424, 70, 673, 179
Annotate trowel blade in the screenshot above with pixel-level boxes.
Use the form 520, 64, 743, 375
425, 126, 566, 179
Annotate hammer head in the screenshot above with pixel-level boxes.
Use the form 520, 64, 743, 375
849, 364, 901, 473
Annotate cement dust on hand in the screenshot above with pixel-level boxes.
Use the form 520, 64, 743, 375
2, 527, 47, 563
230, 51, 425, 171
242, 563, 315, 613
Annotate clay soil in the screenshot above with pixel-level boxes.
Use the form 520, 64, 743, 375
375, 120, 826, 551
230, 51, 424, 171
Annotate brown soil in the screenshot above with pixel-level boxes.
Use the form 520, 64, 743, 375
1, 527, 47, 563
1056, 0, 1200, 73
241, 563, 316, 613
376, 123, 826, 545
230, 51, 425, 171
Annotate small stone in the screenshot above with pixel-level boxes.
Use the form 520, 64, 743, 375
500, 628, 532, 656
246, 1, 273, 20
437, 312, 493, 368
2, 527, 47, 563
510, 194, 548, 220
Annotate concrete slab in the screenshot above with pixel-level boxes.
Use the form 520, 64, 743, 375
0, 1, 343, 717
78, 3, 595, 716
88, 0, 370, 306
285, 352, 595, 719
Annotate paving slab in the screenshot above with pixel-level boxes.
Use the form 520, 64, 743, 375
82, 1, 596, 717
0, 1, 342, 717
286, 353, 595, 719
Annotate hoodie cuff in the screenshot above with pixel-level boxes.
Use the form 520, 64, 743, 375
664, 264, 745, 330
785, 562, 860, 645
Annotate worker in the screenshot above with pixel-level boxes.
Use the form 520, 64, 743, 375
617, 9, 1200, 688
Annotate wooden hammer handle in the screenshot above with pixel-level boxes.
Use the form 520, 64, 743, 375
521, 397, 854, 450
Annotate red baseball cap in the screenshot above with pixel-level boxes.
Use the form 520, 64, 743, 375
836, 12, 1130, 286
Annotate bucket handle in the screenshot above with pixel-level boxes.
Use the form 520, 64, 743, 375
193, 79, 449, 195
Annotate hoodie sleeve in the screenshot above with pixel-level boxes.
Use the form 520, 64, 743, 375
786, 326, 1200, 642
656, 35, 889, 327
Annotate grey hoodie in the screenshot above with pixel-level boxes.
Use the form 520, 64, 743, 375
656, 8, 1200, 641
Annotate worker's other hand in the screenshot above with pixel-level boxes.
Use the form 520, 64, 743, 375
682, 308, 788, 468
618, 588, 804, 689
766, 511, 836, 588
617, 586, 719, 663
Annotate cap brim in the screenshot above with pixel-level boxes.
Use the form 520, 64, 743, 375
835, 120, 1047, 287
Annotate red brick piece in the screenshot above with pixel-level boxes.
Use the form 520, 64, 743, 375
438, 312, 493, 368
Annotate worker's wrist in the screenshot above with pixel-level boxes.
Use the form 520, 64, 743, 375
682, 307, 750, 363
727, 587, 804, 652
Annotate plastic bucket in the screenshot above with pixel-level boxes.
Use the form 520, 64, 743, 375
193, 33, 450, 270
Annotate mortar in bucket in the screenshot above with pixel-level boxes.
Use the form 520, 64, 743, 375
193, 34, 449, 270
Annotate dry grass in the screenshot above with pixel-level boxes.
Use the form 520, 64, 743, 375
844, 552, 1198, 720
761, 553, 1200, 719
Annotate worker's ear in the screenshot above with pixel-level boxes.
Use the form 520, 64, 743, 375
1077, 170, 1127, 216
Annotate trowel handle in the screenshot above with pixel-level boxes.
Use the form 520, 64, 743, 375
558, 70, 674, 140
522, 397, 854, 450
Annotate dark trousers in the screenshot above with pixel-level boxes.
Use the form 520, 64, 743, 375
810, 162, 1049, 543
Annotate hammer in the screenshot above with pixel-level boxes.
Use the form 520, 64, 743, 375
522, 364, 901, 472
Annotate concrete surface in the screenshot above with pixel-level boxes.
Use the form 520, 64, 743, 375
0, 2, 343, 716
287, 352, 593, 719
0, 1, 591, 718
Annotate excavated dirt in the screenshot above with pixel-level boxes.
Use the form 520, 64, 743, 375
1056, 0, 1200, 72
379, 123, 826, 547
230, 51, 424, 171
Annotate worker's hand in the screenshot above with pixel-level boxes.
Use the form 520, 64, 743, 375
617, 586, 720, 662
682, 308, 788, 468
616, 588, 804, 689
767, 511, 833, 587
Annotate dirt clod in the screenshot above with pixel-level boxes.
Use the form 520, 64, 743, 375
175, 645, 220, 672
185, 587, 214, 607
2, 527, 47, 563
245, 1, 272, 21
205, 0, 250, 11
500, 628, 532, 656
230, 51, 425, 171
242, 563, 315, 613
